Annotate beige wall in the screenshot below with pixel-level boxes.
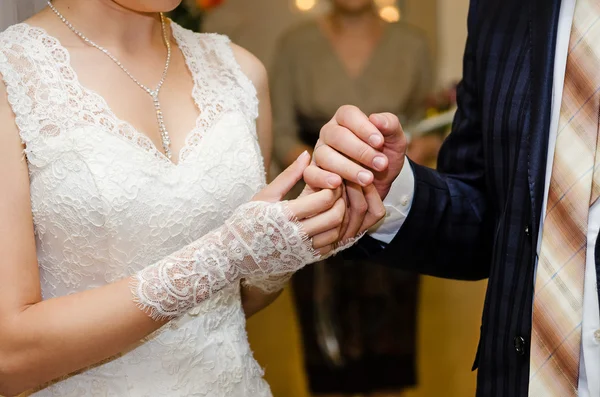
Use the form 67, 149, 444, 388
436, 0, 470, 86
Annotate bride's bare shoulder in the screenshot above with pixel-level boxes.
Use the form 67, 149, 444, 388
21, 7, 58, 29
229, 43, 268, 95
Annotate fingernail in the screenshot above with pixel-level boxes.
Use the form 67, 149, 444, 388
357, 171, 372, 185
369, 134, 383, 147
297, 150, 309, 161
327, 176, 340, 187
373, 156, 386, 171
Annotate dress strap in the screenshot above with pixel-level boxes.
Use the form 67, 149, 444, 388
206, 33, 260, 121
0, 24, 39, 145
0, 24, 74, 148
171, 24, 259, 123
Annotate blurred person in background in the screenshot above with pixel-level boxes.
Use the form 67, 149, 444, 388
271, 1, 434, 396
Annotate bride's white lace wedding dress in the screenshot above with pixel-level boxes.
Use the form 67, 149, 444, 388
0, 21, 280, 396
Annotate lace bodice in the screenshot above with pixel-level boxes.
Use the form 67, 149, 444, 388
0, 22, 274, 396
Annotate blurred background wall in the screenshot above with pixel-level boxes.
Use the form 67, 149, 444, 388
203, 1, 486, 396
436, 0, 470, 86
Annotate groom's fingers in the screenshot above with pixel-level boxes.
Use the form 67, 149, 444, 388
320, 124, 389, 172
331, 105, 385, 149
313, 144, 374, 187
369, 112, 404, 140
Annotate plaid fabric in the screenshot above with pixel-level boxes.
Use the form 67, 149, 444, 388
529, 2, 600, 394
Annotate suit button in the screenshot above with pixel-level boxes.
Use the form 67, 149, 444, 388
514, 336, 526, 356
524, 225, 531, 237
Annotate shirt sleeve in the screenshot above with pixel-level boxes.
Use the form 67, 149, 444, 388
368, 160, 415, 244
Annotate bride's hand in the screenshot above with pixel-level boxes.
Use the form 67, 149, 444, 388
301, 159, 386, 244
253, 151, 345, 256
336, 181, 385, 241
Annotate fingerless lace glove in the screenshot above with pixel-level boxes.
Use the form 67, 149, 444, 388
131, 201, 320, 320
241, 233, 365, 294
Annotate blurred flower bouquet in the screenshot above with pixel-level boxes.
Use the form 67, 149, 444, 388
425, 83, 457, 118
405, 83, 458, 166
169, 0, 225, 31
408, 83, 458, 138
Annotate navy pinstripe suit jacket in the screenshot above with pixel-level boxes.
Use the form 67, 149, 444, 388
357, 0, 600, 395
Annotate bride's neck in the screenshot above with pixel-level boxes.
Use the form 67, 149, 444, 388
46, 0, 164, 52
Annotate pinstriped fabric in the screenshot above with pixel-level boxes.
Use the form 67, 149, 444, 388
364, 0, 576, 396
529, 1, 600, 395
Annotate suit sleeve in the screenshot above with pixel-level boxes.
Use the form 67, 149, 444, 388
362, 0, 492, 281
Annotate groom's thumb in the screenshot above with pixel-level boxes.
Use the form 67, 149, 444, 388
259, 151, 311, 201
369, 113, 403, 140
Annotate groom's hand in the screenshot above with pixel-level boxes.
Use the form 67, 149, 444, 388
305, 105, 408, 200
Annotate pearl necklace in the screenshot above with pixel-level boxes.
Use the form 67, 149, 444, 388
47, 1, 174, 160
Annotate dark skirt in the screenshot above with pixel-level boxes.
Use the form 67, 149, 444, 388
292, 255, 419, 394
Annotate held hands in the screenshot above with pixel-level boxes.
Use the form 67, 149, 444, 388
253, 150, 346, 257
253, 102, 407, 262
306, 105, 407, 199
303, 105, 408, 237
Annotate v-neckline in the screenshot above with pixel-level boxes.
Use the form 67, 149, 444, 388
20, 21, 203, 167
317, 19, 390, 83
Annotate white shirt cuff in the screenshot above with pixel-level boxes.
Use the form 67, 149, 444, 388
368, 160, 415, 244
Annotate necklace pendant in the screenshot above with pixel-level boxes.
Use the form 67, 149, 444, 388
161, 129, 172, 159
153, 99, 172, 160
163, 142, 172, 159
47, 1, 173, 161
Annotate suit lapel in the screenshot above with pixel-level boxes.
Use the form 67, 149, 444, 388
527, 0, 562, 249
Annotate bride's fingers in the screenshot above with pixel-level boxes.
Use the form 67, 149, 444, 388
300, 197, 345, 237
303, 162, 343, 190
317, 244, 334, 257
340, 182, 367, 242
337, 184, 351, 241
358, 183, 387, 234
287, 187, 342, 220
312, 227, 342, 249
253, 150, 311, 202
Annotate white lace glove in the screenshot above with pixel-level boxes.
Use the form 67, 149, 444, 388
241, 233, 366, 293
131, 201, 320, 321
